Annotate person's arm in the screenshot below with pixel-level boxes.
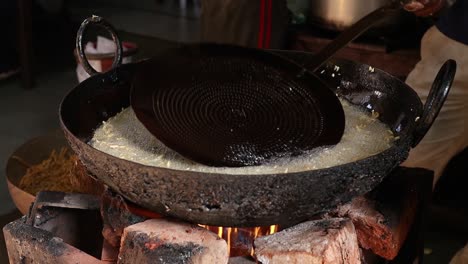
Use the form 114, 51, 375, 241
403, 0, 445, 16
404, 0, 468, 45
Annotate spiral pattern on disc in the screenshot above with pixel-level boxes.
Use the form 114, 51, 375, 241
131, 44, 344, 167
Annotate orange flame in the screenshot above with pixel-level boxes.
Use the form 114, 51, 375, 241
199, 225, 279, 257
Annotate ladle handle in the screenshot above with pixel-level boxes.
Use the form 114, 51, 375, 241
76, 15, 123, 76
305, 3, 400, 73
411, 59, 457, 147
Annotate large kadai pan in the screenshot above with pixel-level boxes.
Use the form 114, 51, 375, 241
60, 22, 455, 228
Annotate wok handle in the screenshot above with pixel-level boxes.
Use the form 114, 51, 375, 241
76, 15, 123, 76
411, 59, 457, 147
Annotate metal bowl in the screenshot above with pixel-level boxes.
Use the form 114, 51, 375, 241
5, 130, 68, 214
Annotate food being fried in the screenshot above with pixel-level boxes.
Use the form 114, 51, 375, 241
90, 100, 395, 174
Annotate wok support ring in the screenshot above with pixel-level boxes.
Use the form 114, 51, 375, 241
76, 15, 123, 77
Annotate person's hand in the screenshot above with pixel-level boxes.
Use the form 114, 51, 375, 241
403, 0, 445, 17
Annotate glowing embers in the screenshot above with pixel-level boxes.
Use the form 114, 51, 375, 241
199, 225, 279, 257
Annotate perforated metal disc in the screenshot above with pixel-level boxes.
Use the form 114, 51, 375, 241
130, 44, 345, 167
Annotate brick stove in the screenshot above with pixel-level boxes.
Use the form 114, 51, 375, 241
3, 167, 433, 264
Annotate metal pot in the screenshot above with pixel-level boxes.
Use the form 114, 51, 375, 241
308, 0, 406, 31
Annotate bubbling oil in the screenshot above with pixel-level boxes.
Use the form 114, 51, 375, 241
90, 100, 395, 174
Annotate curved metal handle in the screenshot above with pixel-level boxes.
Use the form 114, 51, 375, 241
76, 15, 123, 76
412, 59, 457, 147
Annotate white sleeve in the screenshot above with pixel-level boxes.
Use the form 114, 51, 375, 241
402, 26, 468, 186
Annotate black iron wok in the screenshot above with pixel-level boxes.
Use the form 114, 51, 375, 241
61, 30, 455, 228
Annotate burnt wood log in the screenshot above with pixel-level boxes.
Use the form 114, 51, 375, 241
330, 167, 433, 260
254, 218, 361, 264
4, 218, 103, 264
3, 193, 106, 264
118, 219, 229, 264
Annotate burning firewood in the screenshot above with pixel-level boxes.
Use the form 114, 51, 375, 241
254, 218, 361, 264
